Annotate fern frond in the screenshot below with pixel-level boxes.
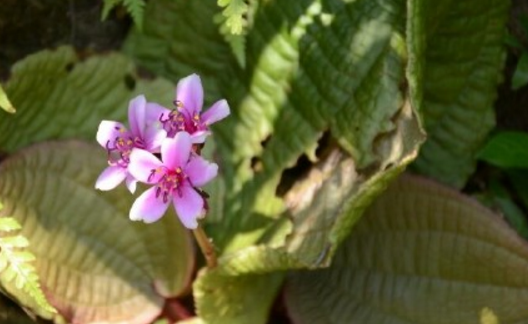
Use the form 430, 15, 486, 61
0, 203, 56, 314
101, 0, 146, 31
0, 218, 21, 232
101, 0, 122, 21
218, 0, 249, 35
0, 84, 16, 114
123, 0, 146, 31
215, 13, 246, 68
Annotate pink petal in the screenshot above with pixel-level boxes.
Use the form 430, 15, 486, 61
128, 149, 164, 183
95, 166, 127, 191
201, 99, 230, 126
162, 132, 191, 169
173, 185, 203, 229
176, 74, 203, 115
96, 121, 127, 148
144, 125, 167, 152
190, 130, 211, 144
186, 156, 218, 187
129, 187, 170, 223
126, 175, 137, 194
128, 95, 147, 138
145, 102, 170, 126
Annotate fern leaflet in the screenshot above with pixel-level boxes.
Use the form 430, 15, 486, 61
101, 0, 122, 21
0, 84, 15, 114
218, 0, 249, 35
0, 204, 56, 314
101, 0, 146, 31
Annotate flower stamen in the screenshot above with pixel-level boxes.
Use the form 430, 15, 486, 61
149, 167, 188, 203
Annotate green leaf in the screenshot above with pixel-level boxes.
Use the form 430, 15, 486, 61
101, 0, 122, 21
0, 236, 28, 249
0, 141, 195, 323
506, 169, 528, 208
125, 0, 426, 322
194, 270, 284, 324
493, 197, 528, 239
101, 0, 145, 30
285, 174, 528, 324
478, 131, 528, 169
0, 217, 22, 232
504, 34, 523, 49
215, 13, 247, 68
123, 0, 234, 101
512, 53, 528, 90
0, 46, 175, 153
217, 0, 249, 35
123, 0, 146, 30
0, 47, 193, 321
0, 206, 55, 314
0, 85, 15, 114
412, 0, 509, 188
520, 14, 528, 37
474, 179, 528, 239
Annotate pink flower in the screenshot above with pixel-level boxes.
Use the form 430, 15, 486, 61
95, 95, 167, 193
159, 74, 230, 143
127, 132, 218, 229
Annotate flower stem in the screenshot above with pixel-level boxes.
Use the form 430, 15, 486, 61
192, 225, 217, 268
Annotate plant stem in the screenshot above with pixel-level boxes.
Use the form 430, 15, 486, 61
192, 225, 217, 268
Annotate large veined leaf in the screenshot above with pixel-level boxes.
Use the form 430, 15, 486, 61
124, 0, 426, 323
285, 174, 528, 324
0, 46, 175, 153
125, 0, 424, 249
0, 47, 194, 322
411, 0, 509, 188
0, 141, 194, 323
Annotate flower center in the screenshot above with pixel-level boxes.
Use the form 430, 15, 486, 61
106, 126, 144, 167
159, 100, 205, 137
160, 109, 186, 137
149, 167, 187, 203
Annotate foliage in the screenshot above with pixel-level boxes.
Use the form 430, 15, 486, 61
0, 204, 55, 314
123, 0, 507, 322
476, 131, 528, 240
411, 0, 509, 188
506, 13, 528, 90
101, 0, 146, 31
0, 85, 15, 114
217, 0, 249, 35
0, 48, 194, 323
285, 175, 528, 324
0, 0, 520, 323
479, 131, 528, 169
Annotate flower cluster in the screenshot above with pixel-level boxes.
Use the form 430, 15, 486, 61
95, 74, 229, 229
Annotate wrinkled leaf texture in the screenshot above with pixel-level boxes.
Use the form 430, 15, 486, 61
125, 0, 425, 323
0, 48, 194, 323
286, 174, 528, 324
